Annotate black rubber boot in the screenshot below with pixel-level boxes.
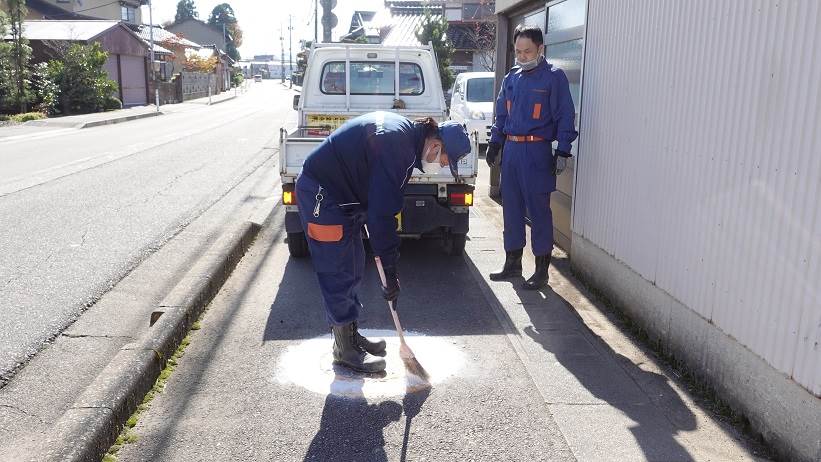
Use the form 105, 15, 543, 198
489, 248, 523, 281
332, 322, 386, 373
523, 254, 550, 290
353, 321, 386, 357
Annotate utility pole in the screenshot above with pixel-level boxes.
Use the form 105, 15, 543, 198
314, 0, 318, 43
280, 24, 285, 83
148, 0, 155, 66
288, 15, 294, 76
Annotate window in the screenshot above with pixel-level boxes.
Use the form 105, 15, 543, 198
121, 6, 136, 22
546, 0, 586, 113
320, 62, 425, 95
466, 77, 494, 102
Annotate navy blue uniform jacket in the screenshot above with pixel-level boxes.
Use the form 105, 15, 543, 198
301, 111, 425, 268
490, 59, 578, 153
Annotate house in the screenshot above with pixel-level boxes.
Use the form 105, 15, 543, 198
442, 1, 495, 72
492, 1, 821, 461
18, 20, 150, 106
340, 10, 382, 44
339, 1, 495, 72
185, 45, 233, 93
20, 0, 146, 24
137, 24, 201, 79
166, 18, 228, 57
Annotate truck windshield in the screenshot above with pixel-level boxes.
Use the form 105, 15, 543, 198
321, 62, 425, 95
466, 77, 494, 102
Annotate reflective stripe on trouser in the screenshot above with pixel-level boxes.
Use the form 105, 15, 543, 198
296, 174, 366, 326
500, 140, 555, 256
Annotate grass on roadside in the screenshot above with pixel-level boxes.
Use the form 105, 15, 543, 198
11, 112, 47, 123
103, 334, 193, 461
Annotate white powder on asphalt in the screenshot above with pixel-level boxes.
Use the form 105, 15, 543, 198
275, 329, 465, 399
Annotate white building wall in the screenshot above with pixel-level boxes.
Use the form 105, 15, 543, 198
573, 0, 820, 395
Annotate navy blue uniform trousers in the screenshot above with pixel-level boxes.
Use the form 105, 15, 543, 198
296, 173, 366, 326
501, 139, 555, 256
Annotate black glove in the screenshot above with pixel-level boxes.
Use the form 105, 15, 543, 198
485, 142, 501, 167
381, 265, 400, 306
552, 150, 571, 176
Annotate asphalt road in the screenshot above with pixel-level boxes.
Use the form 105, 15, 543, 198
0, 81, 294, 382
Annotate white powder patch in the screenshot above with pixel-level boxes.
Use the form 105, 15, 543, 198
276, 329, 464, 398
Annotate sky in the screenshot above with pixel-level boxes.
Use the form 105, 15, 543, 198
141, 0, 386, 60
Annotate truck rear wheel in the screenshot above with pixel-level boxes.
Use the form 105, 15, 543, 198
287, 232, 309, 258
443, 233, 466, 256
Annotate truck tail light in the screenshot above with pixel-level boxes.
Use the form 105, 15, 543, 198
282, 184, 295, 205
449, 192, 473, 206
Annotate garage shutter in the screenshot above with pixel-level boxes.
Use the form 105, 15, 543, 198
120, 55, 147, 107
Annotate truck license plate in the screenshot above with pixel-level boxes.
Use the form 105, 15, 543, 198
306, 114, 350, 135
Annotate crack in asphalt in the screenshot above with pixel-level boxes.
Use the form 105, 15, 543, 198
0, 404, 45, 424
61, 333, 136, 340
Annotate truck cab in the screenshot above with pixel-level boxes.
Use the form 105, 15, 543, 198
280, 43, 478, 257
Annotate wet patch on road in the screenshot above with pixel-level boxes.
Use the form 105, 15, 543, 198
275, 329, 465, 398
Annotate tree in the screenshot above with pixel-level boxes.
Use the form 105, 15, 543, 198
182, 53, 218, 73
467, 20, 496, 71
47, 43, 118, 115
174, 0, 198, 23
3, 0, 31, 113
416, 8, 454, 92
208, 3, 242, 61
0, 11, 11, 112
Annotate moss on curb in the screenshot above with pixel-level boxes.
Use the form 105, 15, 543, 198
103, 334, 193, 461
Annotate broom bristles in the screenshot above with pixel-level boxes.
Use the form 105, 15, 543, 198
403, 356, 431, 381
399, 343, 430, 381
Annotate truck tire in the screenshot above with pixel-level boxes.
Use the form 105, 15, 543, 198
443, 233, 467, 256
287, 232, 309, 258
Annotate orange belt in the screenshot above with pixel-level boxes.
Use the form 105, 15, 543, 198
507, 135, 545, 142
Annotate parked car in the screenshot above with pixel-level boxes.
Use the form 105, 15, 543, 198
254, 74, 262, 82
448, 72, 495, 146
280, 42, 479, 257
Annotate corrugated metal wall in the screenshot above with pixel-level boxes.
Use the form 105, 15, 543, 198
573, 0, 821, 395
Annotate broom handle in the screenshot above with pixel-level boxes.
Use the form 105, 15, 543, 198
374, 255, 407, 344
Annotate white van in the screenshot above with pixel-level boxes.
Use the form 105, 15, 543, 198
448, 72, 495, 145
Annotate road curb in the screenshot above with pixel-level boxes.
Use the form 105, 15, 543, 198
79, 111, 163, 129
37, 218, 263, 462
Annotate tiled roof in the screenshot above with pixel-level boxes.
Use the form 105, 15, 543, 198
16, 20, 121, 41
382, 13, 428, 47
138, 25, 201, 48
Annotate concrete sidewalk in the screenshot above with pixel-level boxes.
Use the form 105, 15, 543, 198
23, 105, 162, 129
3, 89, 243, 133
111, 179, 770, 461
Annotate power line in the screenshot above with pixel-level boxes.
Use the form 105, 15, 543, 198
73, 0, 125, 14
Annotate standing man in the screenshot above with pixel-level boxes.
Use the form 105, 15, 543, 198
297, 111, 471, 373
485, 25, 578, 290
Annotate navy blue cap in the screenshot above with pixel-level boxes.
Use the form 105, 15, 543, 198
439, 121, 472, 177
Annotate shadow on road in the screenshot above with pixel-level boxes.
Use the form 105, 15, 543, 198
304, 371, 402, 462
477, 251, 699, 461
263, 238, 506, 342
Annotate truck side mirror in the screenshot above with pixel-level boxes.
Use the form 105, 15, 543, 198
292, 95, 300, 110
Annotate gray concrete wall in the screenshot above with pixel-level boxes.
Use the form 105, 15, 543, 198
570, 233, 821, 462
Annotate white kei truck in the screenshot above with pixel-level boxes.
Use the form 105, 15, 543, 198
279, 43, 479, 258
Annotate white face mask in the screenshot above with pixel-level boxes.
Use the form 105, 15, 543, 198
421, 145, 443, 174
516, 53, 543, 71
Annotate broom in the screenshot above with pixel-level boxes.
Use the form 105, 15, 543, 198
374, 255, 430, 381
